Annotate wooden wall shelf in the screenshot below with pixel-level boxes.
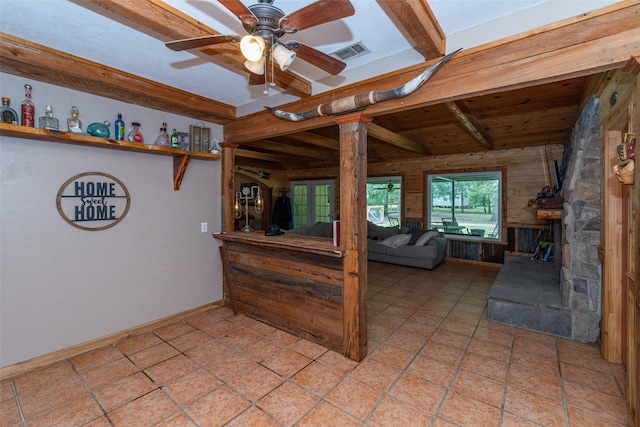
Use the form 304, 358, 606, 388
0, 123, 220, 190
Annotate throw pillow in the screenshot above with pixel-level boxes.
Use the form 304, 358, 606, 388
415, 230, 438, 246
407, 228, 427, 245
379, 233, 411, 248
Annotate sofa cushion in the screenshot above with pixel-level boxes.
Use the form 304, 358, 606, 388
367, 239, 388, 254
367, 222, 401, 240
390, 241, 438, 259
407, 228, 427, 245
415, 230, 439, 246
379, 233, 411, 248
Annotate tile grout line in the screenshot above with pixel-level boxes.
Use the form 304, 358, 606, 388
497, 319, 516, 427
9, 377, 26, 427
557, 338, 572, 427
69, 359, 116, 427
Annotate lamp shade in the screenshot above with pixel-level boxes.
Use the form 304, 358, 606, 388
240, 35, 265, 62
244, 57, 265, 75
272, 44, 296, 71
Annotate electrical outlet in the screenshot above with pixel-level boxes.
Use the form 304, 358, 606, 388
200, 222, 208, 233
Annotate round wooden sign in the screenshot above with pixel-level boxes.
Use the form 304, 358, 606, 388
56, 172, 130, 231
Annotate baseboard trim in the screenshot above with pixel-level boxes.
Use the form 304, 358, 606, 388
0, 300, 224, 379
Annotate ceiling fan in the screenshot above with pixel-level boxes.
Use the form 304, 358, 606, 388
371, 181, 399, 193
166, 0, 355, 85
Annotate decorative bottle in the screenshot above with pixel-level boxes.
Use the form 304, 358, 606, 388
154, 122, 169, 146
127, 122, 144, 143
170, 128, 179, 148
67, 106, 82, 133
114, 112, 124, 140
38, 105, 60, 130
21, 84, 35, 127
0, 97, 18, 124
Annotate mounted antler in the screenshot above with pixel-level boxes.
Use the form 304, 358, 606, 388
265, 48, 461, 121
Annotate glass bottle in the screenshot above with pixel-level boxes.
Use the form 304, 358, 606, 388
154, 122, 169, 146
0, 97, 18, 124
67, 106, 82, 133
38, 105, 59, 130
170, 128, 179, 148
114, 112, 124, 140
127, 122, 144, 143
21, 84, 35, 127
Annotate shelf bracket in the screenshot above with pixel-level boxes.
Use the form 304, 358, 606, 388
173, 155, 191, 191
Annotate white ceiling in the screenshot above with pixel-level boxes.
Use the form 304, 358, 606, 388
0, 0, 619, 117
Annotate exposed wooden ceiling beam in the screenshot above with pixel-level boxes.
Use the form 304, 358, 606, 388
254, 141, 338, 161
381, 0, 445, 60
445, 101, 493, 149
84, 0, 311, 98
286, 132, 340, 150
367, 123, 431, 155
0, 33, 236, 124
235, 148, 290, 164
224, 3, 640, 142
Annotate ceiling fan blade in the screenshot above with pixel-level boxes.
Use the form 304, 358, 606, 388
218, 0, 258, 26
289, 43, 346, 75
166, 34, 241, 51
248, 72, 266, 85
282, 0, 355, 32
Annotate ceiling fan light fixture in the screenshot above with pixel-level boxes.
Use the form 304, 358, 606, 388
244, 57, 265, 75
271, 44, 296, 71
240, 34, 265, 62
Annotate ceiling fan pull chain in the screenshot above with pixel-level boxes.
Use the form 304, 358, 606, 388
270, 35, 276, 88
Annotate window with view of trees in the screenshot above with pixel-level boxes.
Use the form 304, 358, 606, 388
427, 171, 502, 240
366, 177, 402, 227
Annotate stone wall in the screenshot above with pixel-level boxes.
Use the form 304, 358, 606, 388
560, 96, 602, 343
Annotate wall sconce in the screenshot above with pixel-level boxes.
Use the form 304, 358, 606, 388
233, 185, 264, 232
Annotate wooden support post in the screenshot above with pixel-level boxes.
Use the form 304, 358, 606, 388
334, 112, 371, 361
220, 143, 238, 232
602, 130, 624, 364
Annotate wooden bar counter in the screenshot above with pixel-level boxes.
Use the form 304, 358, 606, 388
214, 231, 350, 356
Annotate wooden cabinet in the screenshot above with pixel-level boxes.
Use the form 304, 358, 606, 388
0, 123, 220, 190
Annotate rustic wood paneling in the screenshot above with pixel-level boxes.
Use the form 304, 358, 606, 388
481, 243, 507, 264
448, 240, 480, 260
282, 144, 564, 227
216, 235, 345, 354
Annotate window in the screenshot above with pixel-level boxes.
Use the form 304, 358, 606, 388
290, 180, 335, 228
427, 171, 502, 240
366, 177, 402, 227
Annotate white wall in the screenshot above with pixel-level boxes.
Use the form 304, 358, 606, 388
0, 73, 224, 367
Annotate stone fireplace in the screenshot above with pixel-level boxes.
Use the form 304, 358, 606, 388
488, 97, 602, 342
560, 96, 602, 342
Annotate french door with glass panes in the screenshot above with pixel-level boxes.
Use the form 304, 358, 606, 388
290, 180, 335, 228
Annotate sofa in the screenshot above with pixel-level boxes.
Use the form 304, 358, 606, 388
288, 221, 446, 270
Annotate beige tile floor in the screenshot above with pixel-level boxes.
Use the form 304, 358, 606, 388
0, 262, 630, 426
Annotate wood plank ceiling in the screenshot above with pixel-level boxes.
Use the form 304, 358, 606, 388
1, 1, 639, 170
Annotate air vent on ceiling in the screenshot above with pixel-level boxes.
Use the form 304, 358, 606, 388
331, 41, 370, 62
